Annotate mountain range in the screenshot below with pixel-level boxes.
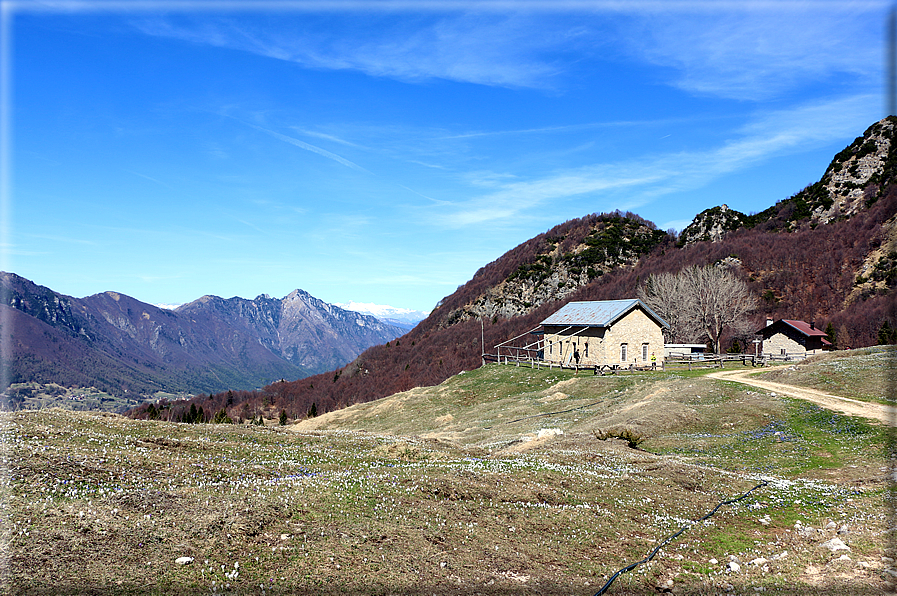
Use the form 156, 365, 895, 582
334, 302, 429, 330
0, 278, 406, 402
129, 116, 897, 423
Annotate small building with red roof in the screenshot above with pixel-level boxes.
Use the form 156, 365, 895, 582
758, 319, 832, 359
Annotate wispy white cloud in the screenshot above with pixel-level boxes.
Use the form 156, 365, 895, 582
130, 12, 586, 89
441, 166, 666, 227
204, 143, 229, 160
243, 121, 371, 172
128, 3, 885, 100
290, 127, 363, 147
398, 184, 448, 205
126, 170, 175, 190
439, 119, 669, 140
436, 94, 880, 227
22, 233, 98, 245
622, 5, 883, 100
408, 159, 448, 169
233, 217, 267, 234
682, 94, 879, 179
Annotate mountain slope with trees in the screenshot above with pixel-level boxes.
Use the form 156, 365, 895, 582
121, 115, 894, 421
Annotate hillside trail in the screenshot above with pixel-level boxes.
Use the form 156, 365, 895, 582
708, 368, 897, 426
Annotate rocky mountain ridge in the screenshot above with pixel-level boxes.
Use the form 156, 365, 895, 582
440, 213, 667, 326
176, 289, 406, 373
681, 116, 897, 245
1, 275, 405, 402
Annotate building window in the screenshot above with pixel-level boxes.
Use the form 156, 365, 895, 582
621, 343, 627, 361
584, 343, 589, 358
642, 344, 649, 362
549, 341, 552, 355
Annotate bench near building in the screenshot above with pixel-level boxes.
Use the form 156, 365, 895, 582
759, 319, 832, 359
540, 299, 669, 367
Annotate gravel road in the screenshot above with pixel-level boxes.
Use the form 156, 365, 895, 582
708, 368, 897, 426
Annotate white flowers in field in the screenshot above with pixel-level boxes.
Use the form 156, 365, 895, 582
4, 403, 885, 594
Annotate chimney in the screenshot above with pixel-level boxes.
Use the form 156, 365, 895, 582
811, 321, 815, 330
766, 318, 773, 327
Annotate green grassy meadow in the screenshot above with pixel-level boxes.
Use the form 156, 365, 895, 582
2, 352, 891, 595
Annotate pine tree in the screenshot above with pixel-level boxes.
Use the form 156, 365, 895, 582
213, 408, 232, 424
307, 402, 318, 418
824, 322, 837, 348
279, 410, 288, 426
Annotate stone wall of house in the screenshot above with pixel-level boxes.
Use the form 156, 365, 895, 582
762, 326, 830, 359
543, 308, 664, 366
603, 308, 665, 366
762, 330, 812, 358
763, 331, 805, 358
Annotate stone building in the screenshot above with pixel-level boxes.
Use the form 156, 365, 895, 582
758, 319, 832, 359
540, 299, 669, 367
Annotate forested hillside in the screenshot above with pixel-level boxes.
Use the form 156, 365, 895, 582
129, 117, 897, 423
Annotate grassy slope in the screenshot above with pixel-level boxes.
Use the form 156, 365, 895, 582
3, 357, 890, 595
749, 346, 896, 405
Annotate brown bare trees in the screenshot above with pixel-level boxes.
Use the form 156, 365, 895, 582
639, 264, 758, 353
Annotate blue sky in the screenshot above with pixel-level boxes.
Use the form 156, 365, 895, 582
3, 0, 888, 313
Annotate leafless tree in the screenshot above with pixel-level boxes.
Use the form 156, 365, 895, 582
639, 264, 758, 353
637, 271, 701, 343
685, 265, 758, 354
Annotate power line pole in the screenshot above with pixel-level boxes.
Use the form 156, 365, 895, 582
481, 317, 486, 367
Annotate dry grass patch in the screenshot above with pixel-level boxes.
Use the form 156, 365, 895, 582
3, 360, 891, 595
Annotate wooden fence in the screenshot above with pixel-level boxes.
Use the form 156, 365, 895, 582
484, 351, 800, 373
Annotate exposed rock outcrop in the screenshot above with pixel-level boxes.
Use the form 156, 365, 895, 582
680, 204, 749, 246
442, 215, 669, 325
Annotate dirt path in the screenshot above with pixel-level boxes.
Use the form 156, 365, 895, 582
708, 368, 897, 426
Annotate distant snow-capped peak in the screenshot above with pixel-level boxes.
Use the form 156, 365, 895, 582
335, 301, 429, 326
154, 303, 183, 310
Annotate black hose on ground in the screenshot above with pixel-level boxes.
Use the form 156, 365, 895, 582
592, 480, 769, 596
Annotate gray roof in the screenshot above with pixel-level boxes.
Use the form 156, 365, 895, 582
540, 299, 669, 329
